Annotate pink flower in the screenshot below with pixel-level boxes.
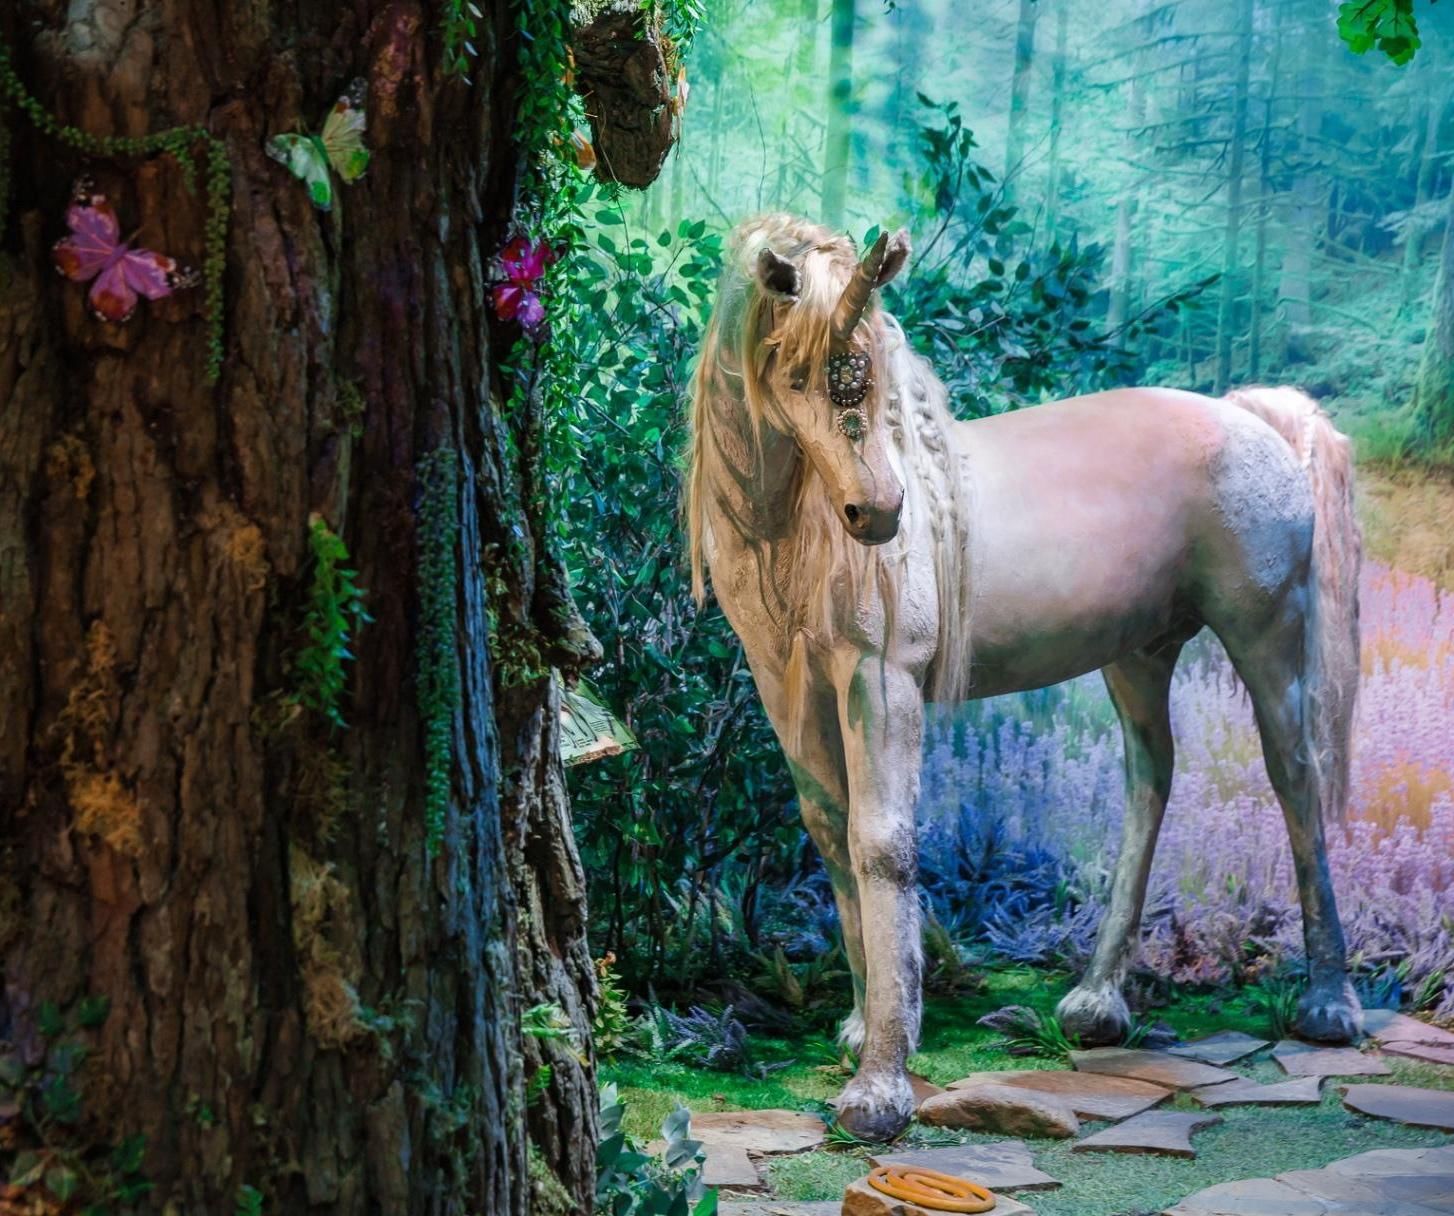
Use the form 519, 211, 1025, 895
491, 236, 557, 333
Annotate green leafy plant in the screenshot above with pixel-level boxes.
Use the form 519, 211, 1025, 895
236, 1183, 265, 1216
1249, 972, 1303, 1041
593, 953, 634, 1059
596, 1083, 716, 1216
1337, 0, 1425, 64
0, 997, 153, 1213
976, 1003, 1080, 1060
294, 516, 372, 729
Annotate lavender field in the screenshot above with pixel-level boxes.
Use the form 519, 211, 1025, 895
919, 562, 1454, 1019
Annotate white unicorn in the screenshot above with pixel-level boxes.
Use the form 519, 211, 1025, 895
685, 214, 1362, 1140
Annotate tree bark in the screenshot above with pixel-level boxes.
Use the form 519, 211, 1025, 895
0, 2, 642, 1212
1402, 81, 1450, 311
1411, 175, 1454, 451
821, 0, 855, 228
1278, 0, 1325, 364
1214, 0, 1254, 395
1044, 0, 1070, 241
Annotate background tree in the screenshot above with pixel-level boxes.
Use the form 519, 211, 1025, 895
0, 2, 673, 1213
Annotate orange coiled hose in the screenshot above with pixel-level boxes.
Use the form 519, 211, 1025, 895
865, 1164, 997, 1212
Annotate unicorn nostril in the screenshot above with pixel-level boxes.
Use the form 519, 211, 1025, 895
844, 503, 865, 528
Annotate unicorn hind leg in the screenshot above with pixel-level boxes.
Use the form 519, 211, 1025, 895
1058, 642, 1182, 1045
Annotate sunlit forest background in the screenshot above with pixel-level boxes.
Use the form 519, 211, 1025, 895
557, 0, 1454, 1062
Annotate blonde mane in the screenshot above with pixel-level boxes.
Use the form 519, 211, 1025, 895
685, 214, 975, 734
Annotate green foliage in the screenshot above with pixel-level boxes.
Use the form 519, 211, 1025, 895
596, 1083, 717, 1216
294, 517, 372, 730
593, 954, 634, 1059
0, 35, 231, 380
980, 1003, 1082, 1060
236, 1184, 265, 1216
1338, 0, 1425, 64
891, 97, 1212, 415
0, 996, 154, 1213
416, 447, 460, 856
1249, 971, 1303, 1040
441, 0, 484, 79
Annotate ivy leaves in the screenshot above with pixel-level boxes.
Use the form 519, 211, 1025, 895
294, 516, 372, 730
1337, 0, 1425, 65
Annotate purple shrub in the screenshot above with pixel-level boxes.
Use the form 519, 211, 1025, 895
921, 562, 1454, 1017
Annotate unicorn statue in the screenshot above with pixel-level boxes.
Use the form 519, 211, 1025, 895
685, 214, 1363, 1139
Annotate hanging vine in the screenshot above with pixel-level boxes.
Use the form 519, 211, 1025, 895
416, 446, 461, 856
0, 36, 231, 381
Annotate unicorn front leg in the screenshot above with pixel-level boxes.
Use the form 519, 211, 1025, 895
832, 654, 923, 1141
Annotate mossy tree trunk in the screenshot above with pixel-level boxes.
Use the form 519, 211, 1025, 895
0, 1, 640, 1212
821, 0, 854, 229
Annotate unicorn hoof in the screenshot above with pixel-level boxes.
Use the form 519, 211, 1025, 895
834, 1071, 913, 1143
1056, 984, 1131, 1046
1295, 978, 1363, 1044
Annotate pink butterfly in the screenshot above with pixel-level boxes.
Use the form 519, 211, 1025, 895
491, 236, 557, 332
52, 179, 199, 324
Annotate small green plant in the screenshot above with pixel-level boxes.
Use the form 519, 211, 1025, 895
593, 953, 633, 1059
1249, 972, 1303, 1040
294, 515, 372, 729
441, 0, 484, 78
0, 997, 153, 1212
596, 1083, 716, 1216
977, 1004, 1080, 1060
236, 1183, 265, 1216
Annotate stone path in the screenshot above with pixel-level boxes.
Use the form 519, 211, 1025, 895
1342, 1082, 1454, 1131
689, 1109, 827, 1153
1190, 1075, 1324, 1107
947, 1068, 1171, 1120
1164, 1144, 1454, 1215
870, 1140, 1060, 1191
719, 1203, 841, 1216
918, 1082, 1080, 1138
1071, 1110, 1222, 1159
1169, 1031, 1270, 1066
1365, 1009, 1454, 1067
1071, 1047, 1238, 1090
1272, 1040, 1393, 1079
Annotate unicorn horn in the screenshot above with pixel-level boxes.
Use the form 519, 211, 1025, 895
831, 230, 890, 344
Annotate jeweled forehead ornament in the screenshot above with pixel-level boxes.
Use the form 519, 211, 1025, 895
827, 349, 871, 441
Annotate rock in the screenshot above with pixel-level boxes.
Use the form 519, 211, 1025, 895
917, 1083, 1080, 1139
947, 1068, 1170, 1121
1189, 1075, 1324, 1107
688, 1110, 827, 1154
1381, 1041, 1454, 1066
1164, 1176, 1328, 1215
702, 1143, 761, 1188
870, 1140, 1060, 1190
1071, 1109, 1221, 1158
842, 1176, 1036, 1216
907, 1072, 946, 1108
1362, 1010, 1454, 1048
719, 1204, 842, 1216
1272, 1040, 1392, 1079
1069, 1047, 1237, 1090
1164, 1143, 1454, 1215
1341, 1082, 1454, 1131
1167, 1030, 1270, 1066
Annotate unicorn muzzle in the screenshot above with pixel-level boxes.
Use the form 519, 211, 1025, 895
842, 486, 904, 544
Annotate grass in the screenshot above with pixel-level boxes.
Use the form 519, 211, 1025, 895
602, 967, 1454, 1212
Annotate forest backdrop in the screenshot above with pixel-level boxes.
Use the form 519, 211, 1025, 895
558, 0, 1454, 1055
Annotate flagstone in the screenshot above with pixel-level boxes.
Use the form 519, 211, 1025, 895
842, 1176, 1036, 1216
1341, 1082, 1454, 1131
719, 1204, 842, 1216
946, 1068, 1170, 1120
1163, 1175, 1338, 1215
1272, 1040, 1392, 1078
1168, 1030, 1270, 1066
1190, 1075, 1324, 1107
870, 1140, 1060, 1190
1070, 1109, 1221, 1158
1326, 1145, 1454, 1178
1070, 1047, 1237, 1090
917, 1083, 1080, 1138
1363, 1010, 1454, 1048
701, 1143, 762, 1188
1382, 1041, 1454, 1067
688, 1110, 827, 1153
907, 1072, 946, 1107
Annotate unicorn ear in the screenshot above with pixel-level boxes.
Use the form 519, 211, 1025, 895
874, 228, 911, 288
756, 247, 800, 299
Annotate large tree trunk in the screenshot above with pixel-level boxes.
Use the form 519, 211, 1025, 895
1214, 0, 1254, 395
0, 2, 649, 1212
1278, 0, 1325, 364
821, 0, 855, 228
1402, 81, 1450, 311
1411, 175, 1454, 451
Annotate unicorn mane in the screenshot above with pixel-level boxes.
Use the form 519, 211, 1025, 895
685, 214, 976, 733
